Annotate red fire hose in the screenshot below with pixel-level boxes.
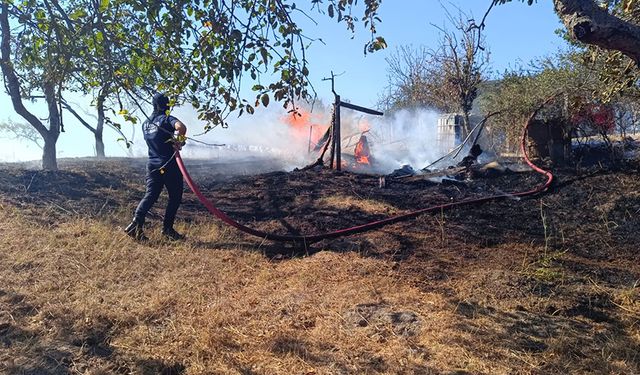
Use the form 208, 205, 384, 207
176, 104, 553, 244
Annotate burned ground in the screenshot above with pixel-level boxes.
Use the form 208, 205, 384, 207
0, 156, 638, 374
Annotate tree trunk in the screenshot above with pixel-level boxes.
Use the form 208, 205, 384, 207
554, 0, 640, 65
61, 98, 107, 158
461, 111, 471, 141
1, 1, 58, 170
42, 135, 58, 170
95, 133, 105, 158
95, 94, 106, 158
43, 84, 61, 169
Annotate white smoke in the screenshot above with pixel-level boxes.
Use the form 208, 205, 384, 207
348, 108, 442, 174
169, 104, 444, 174
172, 103, 330, 171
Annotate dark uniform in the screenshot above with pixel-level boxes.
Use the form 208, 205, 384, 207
132, 114, 184, 231
125, 95, 185, 241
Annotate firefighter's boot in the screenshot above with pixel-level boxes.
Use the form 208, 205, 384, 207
125, 220, 148, 241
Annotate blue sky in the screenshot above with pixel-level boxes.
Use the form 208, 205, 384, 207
306, 0, 564, 106
0, 0, 567, 162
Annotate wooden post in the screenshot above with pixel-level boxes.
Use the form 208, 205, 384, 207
329, 103, 336, 168
321, 70, 383, 170
335, 95, 341, 171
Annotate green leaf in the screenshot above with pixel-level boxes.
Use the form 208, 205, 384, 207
260, 48, 269, 65
230, 29, 242, 41
69, 9, 87, 20
99, 0, 109, 12
261, 93, 269, 107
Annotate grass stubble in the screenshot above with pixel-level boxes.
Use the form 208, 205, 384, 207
0, 160, 639, 374
1, 204, 455, 374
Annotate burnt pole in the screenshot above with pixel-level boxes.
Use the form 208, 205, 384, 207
324, 71, 342, 170
334, 94, 341, 170
329, 104, 336, 168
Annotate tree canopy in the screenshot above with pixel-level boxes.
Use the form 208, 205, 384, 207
380, 9, 488, 137
109, 0, 386, 128
479, 51, 600, 149
1, 0, 385, 169
496, 0, 640, 67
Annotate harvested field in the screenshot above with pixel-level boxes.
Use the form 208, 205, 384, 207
0, 156, 639, 374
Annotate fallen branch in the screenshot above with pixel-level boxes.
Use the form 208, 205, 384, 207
395, 167, 467, 182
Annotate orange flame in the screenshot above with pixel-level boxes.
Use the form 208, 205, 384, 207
354, 135, 371, 165
282, 108, 329, 147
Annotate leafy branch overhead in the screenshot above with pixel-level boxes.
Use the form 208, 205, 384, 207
119, 0, 386, 129
4, 0, 384, 129
196, 0, 382, 128
1, 0, 383, 169
497, 0, 640, 65
496, 0, 640, 101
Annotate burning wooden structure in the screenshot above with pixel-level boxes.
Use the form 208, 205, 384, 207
323, 72, 384, 171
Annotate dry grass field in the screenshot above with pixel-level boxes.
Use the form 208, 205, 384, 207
0, 156, 639, 374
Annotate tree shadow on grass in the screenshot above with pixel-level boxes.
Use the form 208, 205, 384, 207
265, 334, 439, 375
0, 289, 75, 375
189, 238, 319, 259
0, 288, 186, 375
447, 298, 640, 374
187, 220, 427, 261
130, 359, 185, 375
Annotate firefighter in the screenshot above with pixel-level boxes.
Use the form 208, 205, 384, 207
125, 93, 187, 241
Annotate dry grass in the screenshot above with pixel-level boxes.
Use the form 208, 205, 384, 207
0, 204, 445, 374
1, 159, 639, 374
316, 195, 400, 215
2, 203, 638, 375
